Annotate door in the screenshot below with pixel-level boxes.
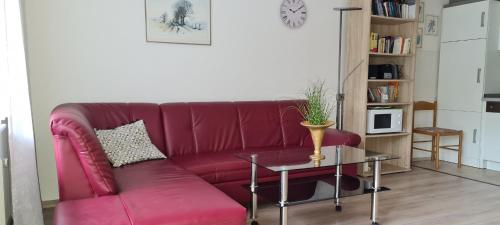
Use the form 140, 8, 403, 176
437, 39, 486, 112
0, 1, 11, 224
437, 110, 482, 167
441, 1, 489, 42
2, 0, 44, 224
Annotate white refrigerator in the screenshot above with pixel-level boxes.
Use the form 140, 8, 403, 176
437, 0, 500, 168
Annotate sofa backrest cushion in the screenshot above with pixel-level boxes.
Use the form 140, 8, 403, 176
277, 100, 309, 147
82, 103, 166, 153
238, 101, 283, 149
160, 100, 308, 157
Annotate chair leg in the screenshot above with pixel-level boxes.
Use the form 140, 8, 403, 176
458, 132, 463, 168
435, 134, 441, 170
431, 136, 436, 161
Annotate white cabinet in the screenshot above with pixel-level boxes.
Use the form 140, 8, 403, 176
482, 111, 500, 163
441, 1, 489, 42
437, 39, 486, 112
437, 110, 482, 167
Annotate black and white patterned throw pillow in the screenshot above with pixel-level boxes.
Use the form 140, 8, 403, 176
95, 120, 166, 167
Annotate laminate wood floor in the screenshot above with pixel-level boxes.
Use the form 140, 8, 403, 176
43, 167, 500, 225
413, 160, 500, 186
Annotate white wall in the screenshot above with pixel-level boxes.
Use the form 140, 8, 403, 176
413, 0, 450, 158
24, 0, 349, 201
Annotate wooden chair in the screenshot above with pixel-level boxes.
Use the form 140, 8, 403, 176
412, 101, 463, 169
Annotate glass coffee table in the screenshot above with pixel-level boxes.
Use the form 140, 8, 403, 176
235, 145, 398, 225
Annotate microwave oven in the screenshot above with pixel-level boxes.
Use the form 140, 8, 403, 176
367, 108, 403, 134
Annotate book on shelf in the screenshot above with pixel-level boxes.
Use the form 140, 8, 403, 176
372, 0, 416, 19
393, 37, 403, 55
402, 38, 412, 55
370, 32, 379, 52
370, 33, 411, 55
368, 82, 399, 103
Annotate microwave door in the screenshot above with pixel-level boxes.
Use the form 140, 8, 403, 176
374, 114, 392, 133
375, 114, 392, 129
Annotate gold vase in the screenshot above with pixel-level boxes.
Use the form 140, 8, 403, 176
301, 120, 335, 160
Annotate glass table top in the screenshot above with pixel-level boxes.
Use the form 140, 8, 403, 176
235, 145, 398, 172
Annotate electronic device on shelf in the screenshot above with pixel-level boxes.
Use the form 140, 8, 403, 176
366, 108, 403, 134
368, 64, 401, 79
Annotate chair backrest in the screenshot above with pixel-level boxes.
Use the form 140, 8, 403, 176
412, 101, 438, 129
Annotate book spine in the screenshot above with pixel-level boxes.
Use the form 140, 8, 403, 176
370, 32, 379, 53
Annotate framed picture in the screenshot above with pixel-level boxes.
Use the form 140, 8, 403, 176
418, 2, 425, 23
145, 0, 211, 45
424, 15, 439, 36
417, 28, 423, 48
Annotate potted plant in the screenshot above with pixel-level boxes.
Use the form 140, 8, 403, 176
298, 80, 335, 160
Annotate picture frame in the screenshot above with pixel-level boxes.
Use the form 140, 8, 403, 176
145, 0, 211, 45
418, 2, 425, 23
417, 28, 423, 48
424, 15, 439, 36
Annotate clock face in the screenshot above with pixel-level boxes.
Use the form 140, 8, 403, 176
280, 0, 307, 28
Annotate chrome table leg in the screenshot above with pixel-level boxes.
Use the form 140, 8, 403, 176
335, 164, 342, 212
370, 160, 381, 225
250, 155, 258, 225
279, 171, 289, 225
334, 146, 342, 212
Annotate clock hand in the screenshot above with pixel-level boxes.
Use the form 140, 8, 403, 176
294, 5, 304, 12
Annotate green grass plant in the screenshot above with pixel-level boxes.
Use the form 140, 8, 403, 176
298, 80, 334, 125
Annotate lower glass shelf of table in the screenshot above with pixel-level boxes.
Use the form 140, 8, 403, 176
248, 174, 389, 207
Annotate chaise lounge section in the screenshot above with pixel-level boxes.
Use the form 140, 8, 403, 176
49, 101, 361, 225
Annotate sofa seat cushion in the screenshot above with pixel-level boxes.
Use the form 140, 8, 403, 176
170, 147, 349, 184
54, 196, 131, 225
114, 160, 246, 225
170, 147, 298, 184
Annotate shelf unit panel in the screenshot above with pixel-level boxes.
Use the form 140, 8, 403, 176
369, 53, 414, 57
371, 15, 417, 25
365, 135, 413, 172
368, 79, 412, 83
342, 0, 371, 150
366, 132, 412, 138
367, 102, 412, 106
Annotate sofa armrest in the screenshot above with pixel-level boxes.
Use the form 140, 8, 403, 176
302, 128, 361, 147
50, 104, 118, 200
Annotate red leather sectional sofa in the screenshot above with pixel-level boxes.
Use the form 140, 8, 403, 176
49, 100, 361, 225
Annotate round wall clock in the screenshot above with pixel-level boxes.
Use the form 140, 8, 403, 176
280, 0, 307, 28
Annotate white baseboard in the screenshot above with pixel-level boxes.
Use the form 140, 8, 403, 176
485, 161, 500, 171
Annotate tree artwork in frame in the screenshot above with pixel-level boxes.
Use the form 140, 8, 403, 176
145, 0, 211, 45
